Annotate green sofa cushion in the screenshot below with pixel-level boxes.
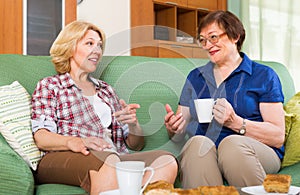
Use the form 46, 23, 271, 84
279, 161, 300, 186
284, 92, 300, 115
282, 92, 300, 167
35, 184, 86, 195
284, 112, 294, 142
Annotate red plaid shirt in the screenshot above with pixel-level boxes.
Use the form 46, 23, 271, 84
31, 73, 129, 154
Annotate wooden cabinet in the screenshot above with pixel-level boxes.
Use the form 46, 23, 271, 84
158, 41, 194, 58
131, 0, 227, 58
187, 0, 227, 10
154, 0, 187, 7
0, 0, 76, 54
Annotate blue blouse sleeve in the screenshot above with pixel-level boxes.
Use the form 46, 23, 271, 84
259, 67, 284, 103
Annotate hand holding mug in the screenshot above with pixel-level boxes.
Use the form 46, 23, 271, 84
213, 98, 237, 126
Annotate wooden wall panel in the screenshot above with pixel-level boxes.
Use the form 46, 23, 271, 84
65, 0, 77, 25
217, 0, 227, 10
0, 0, 76, 54
0, 0, 23, 54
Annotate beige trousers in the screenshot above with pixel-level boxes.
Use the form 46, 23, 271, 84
179, 135, 281, 189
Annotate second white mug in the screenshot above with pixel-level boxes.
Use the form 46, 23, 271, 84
116, 161, 154, 195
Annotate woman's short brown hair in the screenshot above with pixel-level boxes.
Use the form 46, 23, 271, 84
198, 10, 245, 52
50, 21, 106, 74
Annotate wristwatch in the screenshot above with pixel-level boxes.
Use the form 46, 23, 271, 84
239, 118, 246, 135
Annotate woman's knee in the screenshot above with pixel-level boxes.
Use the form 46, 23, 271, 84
188, 135, 210, 146
150, 154, 178, 171
218, 135, 243, 153
151, 154, 178, 183
161, 154, 178, 175
103, 153, 121, 168
218, 135, 250, 166
181, 136, 215, 158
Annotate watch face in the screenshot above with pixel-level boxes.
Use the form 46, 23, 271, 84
240, 129, 246, 135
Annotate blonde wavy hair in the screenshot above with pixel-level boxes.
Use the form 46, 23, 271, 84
50, 21, 106, 74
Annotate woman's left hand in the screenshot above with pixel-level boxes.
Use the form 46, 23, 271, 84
213, 98, 237, 127
114, 99, 140, 127
114, 99, 144, 150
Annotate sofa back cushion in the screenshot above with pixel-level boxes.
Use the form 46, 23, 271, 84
97, 56, 208, 154
0, 54, 56, 95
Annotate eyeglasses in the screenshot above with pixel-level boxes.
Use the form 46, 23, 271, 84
197, 32, 226, 47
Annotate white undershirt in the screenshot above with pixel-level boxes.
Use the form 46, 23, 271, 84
84, 94, 117, 152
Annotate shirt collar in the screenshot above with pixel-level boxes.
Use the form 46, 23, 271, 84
60, 73, 102, 90
233, 52, 252, 75
199, 52, 252, 77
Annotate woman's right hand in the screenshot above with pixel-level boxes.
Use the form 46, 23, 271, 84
164, 104, 186, 138
34, 129, 112, 155
67, 137, 112, 155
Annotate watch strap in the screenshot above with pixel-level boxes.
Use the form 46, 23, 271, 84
239, 118, 246, 135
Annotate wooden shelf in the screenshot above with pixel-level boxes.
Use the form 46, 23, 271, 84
154, 0, 187, 7
131, 0, 227, 58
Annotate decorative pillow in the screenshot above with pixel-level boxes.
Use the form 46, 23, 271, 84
282, 92, 300, 167
284, 92, 300, 114
284, 112, 294, 144
0, 81, 41, 170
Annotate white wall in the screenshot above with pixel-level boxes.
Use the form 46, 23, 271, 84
77, 0, 131, 56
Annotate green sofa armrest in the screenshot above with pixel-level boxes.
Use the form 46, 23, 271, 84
0, 134, 35, 195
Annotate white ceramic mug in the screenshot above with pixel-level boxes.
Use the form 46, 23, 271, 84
194, 98, 215, 123
116, 161, 154, 195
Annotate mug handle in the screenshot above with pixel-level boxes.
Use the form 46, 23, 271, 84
140, 167, 155, 195
211, 99, 217, 120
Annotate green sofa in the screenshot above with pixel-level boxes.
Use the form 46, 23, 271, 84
0, 54, 299, 194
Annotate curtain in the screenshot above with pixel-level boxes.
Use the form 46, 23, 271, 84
240, 0, 300, 91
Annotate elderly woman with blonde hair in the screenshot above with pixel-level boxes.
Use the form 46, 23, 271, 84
31, 21, 178, 195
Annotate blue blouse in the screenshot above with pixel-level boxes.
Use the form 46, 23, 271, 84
179, 53, 285, 160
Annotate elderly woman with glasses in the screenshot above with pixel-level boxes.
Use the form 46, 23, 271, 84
164, 10, 285, 188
